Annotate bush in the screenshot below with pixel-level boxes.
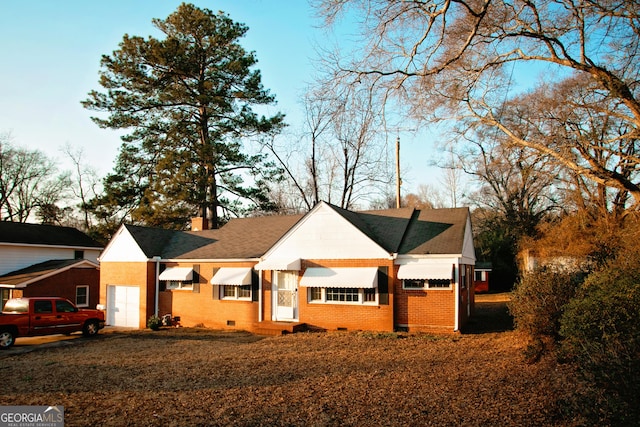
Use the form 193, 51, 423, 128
147, 315, 162, 331
559, 255, 640, 424
508, 268, 583, 340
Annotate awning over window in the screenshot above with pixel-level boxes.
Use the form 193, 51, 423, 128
211, 267, 252, 285
159, 267, 193, 281
300, 267, 378, 288
254, 258, 301, 271
397, 262, 455, 281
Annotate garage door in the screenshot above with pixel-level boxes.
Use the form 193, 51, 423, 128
107, 285, 140, 328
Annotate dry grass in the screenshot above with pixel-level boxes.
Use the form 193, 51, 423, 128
0, 298, 592, 426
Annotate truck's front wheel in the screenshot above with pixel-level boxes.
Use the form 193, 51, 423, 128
0, 329, 15, 349
82, 320, 100, 337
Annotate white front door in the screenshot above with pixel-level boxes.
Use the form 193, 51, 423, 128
107, 285, 140, 328
273, 271, 298, 321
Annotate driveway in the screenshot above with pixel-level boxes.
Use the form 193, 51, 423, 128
0, 326, 131, 356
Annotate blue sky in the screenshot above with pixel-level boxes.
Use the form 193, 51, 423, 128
0, 0, 441, 199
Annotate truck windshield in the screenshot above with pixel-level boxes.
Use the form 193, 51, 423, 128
3, 299, 28, 313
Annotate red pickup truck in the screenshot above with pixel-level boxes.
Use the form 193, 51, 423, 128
0, 297, 105, 349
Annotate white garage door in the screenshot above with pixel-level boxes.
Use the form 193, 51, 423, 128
107, 285, 140, 328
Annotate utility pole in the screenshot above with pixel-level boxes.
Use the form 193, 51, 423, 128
395, 136, 401, 208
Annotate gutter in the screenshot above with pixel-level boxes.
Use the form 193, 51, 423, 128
454, 263, 459, 332
258, 272, 263, 322
152, 256, 161, 317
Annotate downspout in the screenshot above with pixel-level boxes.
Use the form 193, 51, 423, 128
454, 263, 459, 332
153, 256, 161, 317
258, 270, 263, 322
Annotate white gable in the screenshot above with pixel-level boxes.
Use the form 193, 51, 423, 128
461, 215, 476, 265
99, 226, 149, 262
264, 202, 390, 260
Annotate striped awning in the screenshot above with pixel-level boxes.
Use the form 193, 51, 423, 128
300, 267, 378, 288
211, 268, 252, 286
397, 262, 455, 281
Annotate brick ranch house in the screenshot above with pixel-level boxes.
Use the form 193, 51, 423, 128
99, 201, 476, 333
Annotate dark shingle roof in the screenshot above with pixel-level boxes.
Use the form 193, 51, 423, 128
0, 222, 102, 248
121, 204, 469, 260
125, 215, 304, 260
172, 215, 303, 259
327, 203, 468, 254
124, 225, 181, 258
0, 259, 98, 286
398, 207, 470, 255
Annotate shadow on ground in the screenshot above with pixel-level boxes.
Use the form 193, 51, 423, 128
464, 294, 514, 334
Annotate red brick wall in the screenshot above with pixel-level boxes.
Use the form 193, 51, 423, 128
101, 259, 470, 333
100, 261, 153, 329
395, 263, 457, 333
161, 262, 258, 331
296, 259, 395, 332
21, 267, 100, 308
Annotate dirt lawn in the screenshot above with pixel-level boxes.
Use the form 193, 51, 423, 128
0, 295, 589, 426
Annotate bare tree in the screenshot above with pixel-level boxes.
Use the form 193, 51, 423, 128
62, 143, 101, 230
314, 0, 640, 207
266, 80, 393, 210
0, 133, 71, 222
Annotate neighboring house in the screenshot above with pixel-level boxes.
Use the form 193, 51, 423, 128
474, 262, 492, 293
99, 201, 476, 333
0, 222, 103, 309
519, 249, 590, 274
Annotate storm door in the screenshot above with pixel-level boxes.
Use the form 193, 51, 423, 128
273, 270, 298, 321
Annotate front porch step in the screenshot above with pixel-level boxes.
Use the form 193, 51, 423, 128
253, 321, 307, 336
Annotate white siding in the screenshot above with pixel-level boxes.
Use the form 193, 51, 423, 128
99, 227, 149, 262
266, 203, 390, 260
461, 216, 476, 265
0, 246, 100, 276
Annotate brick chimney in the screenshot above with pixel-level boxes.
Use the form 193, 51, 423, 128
191, 217, 208, 231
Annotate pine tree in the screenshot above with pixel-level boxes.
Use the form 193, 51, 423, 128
83, 3, 284, 229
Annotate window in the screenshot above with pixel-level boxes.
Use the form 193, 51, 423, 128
309, 288, 322, 301
165, 280, 193, 290
326, 288, 359, 302
238, 285, 251, 299
427, 279, 451, 289
34, 300, 53, 313
403, 279, 425, 289
221, 285, 251, 300
308, 288, 376, 304
56, 300, 77, 313
74, 250, 84, 259
403, 279, 451, 289
475, 271, 485, 281
364, 288, 376, 303
76, 285, 89, 307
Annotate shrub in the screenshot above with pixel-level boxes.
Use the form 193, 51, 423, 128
508, 268, 583, 340
147, 315, 162, 331
559, 254, 640, 424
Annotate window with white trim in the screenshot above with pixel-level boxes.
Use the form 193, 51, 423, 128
402, 279, 425, 289
221, 285, 252, 300
327, 288, 358, 302
307, 288, 377, 304
309, 287, 322, 301
165, 280, 193, 290
402, 279, 452, 290
475, 270, 486, 281
76, 285, 89, 307
428, 279, 452, 289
